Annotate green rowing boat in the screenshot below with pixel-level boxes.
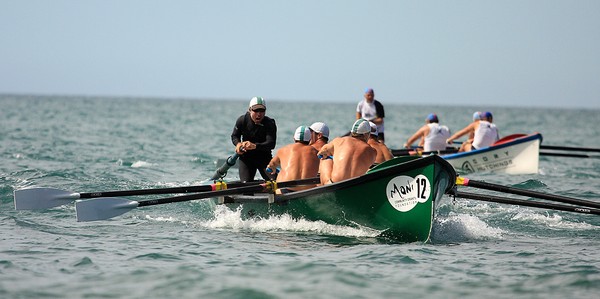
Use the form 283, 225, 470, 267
218, 155, 457, 242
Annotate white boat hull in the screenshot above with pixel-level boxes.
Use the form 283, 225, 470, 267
442, 133, 542, 174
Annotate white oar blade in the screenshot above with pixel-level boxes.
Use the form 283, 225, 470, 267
75, 197, 139, 222
14, 188, 81, 210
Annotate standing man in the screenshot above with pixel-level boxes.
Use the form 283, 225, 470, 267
231, 97, 277, 182
404, 113, 451, 152
317, 119, 377, 185
356, 88, 385, 142
266, 126, 320, 192
308, 121, 329, 151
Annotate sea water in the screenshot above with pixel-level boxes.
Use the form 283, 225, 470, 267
1, 95, 599, 298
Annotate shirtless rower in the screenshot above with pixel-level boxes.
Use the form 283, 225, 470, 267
266, 126, 320, 192
367, 121, 393, 163
317, 119, 377, 185
308, 122, 329, 151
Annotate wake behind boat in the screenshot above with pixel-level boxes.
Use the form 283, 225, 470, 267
216, 155, 456, 242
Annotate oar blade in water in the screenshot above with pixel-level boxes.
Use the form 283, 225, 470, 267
14, 188, 81, 210
75, 197, 139, 222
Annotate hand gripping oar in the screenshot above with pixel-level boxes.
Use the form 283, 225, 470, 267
456, 177, 600, 209
15, 179, 252, 210
210, 153, 240, 181
75, 177, 320, 222
451, 190, 600, 216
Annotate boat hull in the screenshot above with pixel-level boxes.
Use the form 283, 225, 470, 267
442, 133, 542, 174
217, 155, 456, 243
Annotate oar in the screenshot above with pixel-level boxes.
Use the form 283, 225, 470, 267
391, 148, 458, 156
15, 152, 242, 210
14, 176, 321, 210
456, 177, 600, 209
75, 177, 320, 222
210, 153, 240, 180
541, 145, 600, 153
540, 151, 600, 159
452, 191, 600, 216
15, 178, 252, 210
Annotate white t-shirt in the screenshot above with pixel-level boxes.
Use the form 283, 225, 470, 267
472, 121, 499, 149
357, 100, 384, 133
424, 123, 450, 151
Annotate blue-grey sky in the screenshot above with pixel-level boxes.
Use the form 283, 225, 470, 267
1, 0, 599, 108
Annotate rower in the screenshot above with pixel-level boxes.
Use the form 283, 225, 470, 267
308, 121, 330, 151
404, 113, 451, 152
317, 119, 377, 185
447, 111, 499, 152
266, 126, 320, 193
367, 121, 393, 163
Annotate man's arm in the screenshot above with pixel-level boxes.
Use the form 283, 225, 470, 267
317, 143, 335, 159
383, 145, 394, 160
447, 123, 475, 144
231, 115, 244, 146
404, 125, 428, 148
267, 155, 281, 170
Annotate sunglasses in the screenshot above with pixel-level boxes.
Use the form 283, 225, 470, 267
252, 108, 266, 113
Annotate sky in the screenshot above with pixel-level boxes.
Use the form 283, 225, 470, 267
1, 0, 599, 109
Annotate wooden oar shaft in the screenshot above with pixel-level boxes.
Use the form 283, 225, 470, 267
78, 175, 319, 199
137, 184, 266, 207
454, 191, 600, 216
77, 182, 243, 198
78, 176, 319, 199
136, 177, 321, 207
541, 145, 600, 153
458, 177, 600, 209
75, 177, 321, 221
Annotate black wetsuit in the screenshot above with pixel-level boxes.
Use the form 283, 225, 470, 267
231, 112, 277, 182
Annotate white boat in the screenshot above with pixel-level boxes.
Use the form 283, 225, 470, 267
441, 133, 542, 174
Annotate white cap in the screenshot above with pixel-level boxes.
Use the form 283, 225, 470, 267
351, 119, 370, 135
294, 126, 311, 142
309, 122, 329, 138
249, 97, 266, 109
368, 121, 378, 136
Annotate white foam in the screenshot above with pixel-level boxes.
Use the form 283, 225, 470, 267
196, 205, 381, 238
432, 213, 504, 242
511, 210, 596, 230
144, 215, 178, 222
131, 161, 154, 168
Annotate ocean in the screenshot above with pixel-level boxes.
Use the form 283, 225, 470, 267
1, 94, 599, 298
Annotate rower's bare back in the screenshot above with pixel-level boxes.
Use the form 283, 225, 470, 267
330, 137, 376, 183
277, 143, 319, 182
